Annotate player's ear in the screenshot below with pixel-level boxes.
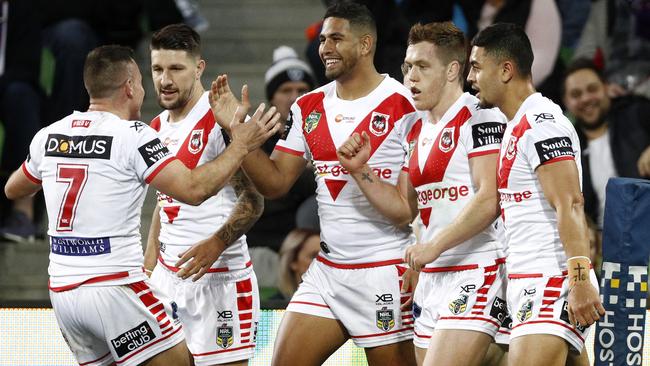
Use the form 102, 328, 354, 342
196, 59, 206, 80
359, 33, 374, 57
447, 60, 461, 83
124, 78, 135, 98
501, 60, 514, 83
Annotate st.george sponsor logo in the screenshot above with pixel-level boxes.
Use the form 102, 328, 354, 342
472, 122, 505, 148
138, 138, 171, 167
111, 321, 156, 358
534, 137, 574, 164
315, 163, 392, 179
417, 185, 469, 205
50, 236, 111, 256
500, 190, 532, 203
45, 134, 112, 159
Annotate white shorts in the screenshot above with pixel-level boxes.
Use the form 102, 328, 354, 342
508, 270, 599, 352
412, 259, 508, 349
150, 264, 260, 365
287, 257, 413, 347
50, 280, 184, 366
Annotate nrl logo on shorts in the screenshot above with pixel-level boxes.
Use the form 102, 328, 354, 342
517, 299, 533, 322
439, 127, 455, 152
505, 136, 517, 160
304, 111, 321, 134
216, 323, 234, 349
369, 112, 390, 137
188, 129, 204, 154
448, 293, 469, 315
376, 306, 395, 331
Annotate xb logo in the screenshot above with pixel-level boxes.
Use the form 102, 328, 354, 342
217, 310, 233, 319
376, 294, 393, 303
460, 284, 476, 293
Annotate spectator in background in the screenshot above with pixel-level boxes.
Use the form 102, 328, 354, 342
245, 45, 317, 289
277, 228, 321, 299
0, 0, 43, 242
562, 58, 650, 232
573, 0, 650, 99
476, 0, 564, 104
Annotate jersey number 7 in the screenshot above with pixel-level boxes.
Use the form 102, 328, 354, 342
56, 164, 89, 232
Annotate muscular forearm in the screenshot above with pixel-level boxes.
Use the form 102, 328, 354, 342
350, 165, 414, 227
557, 200, 591, 259
241, 149, 298, 199
214, 170, 264, 246
144, 206, 162, 272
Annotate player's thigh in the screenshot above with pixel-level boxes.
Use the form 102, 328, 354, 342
509, 334, 568, 366
423, 329, 492, 366
364, 340, 416, 366
566, 348, 590, 366
140, 341, 191, 366
272, 311, 349, 366
414, 345, 427, 366
481, 343, 508, 366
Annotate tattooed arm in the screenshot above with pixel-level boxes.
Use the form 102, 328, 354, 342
175, 169, 264, 281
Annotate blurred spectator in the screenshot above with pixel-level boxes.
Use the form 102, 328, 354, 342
477, 0, 564, 104
37, 0, 184, 123
277, 228, 321, 299
573, 0, 650, 98
246, 46, 317, 288
0, 0, 43, 242
562, 58, 650, 231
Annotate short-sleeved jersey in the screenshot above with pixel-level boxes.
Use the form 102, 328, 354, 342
497, 93, 582, 276
22, 110, 176, 290
405, 93, 507, 269
275, 76, 418, 264
150, 92, 250, 271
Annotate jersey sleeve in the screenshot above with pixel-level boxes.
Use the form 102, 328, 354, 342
402, 116, 422, 171
520, 113, 577, 171
22, 127, 48, 183
274, 103, 310, 160
203, 125, 227, 161
465, 108, 506, 159
130, 122, 176, 183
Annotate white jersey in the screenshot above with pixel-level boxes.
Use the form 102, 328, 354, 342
150, 92, 250, 271
405, 93, 506, 269
22, 111, 175, 290
275, 76, 418, 264
497, 93, 582, 276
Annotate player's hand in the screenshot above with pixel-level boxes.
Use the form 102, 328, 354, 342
175, 235, 228, 281
230, 103, 282, 153
209, 74, 251, 132
567, 282, 605, 328
336, 131, 372, 173
400, 267, 419, 311
405, 243, 441, 272
637, 146, 650, 177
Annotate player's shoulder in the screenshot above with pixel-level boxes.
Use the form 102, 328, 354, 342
522, 95, 569, 128
463, 94, 507, 126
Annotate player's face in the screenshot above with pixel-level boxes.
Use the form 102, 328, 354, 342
319, 17, 362, 81
290, 234, 321, 280
126, 61, 145, 120
271, 80, 310, 121
151, 49, 201, 112
563, 68, 610, 128
467, 46, 500, 109
403, 42, 448, 111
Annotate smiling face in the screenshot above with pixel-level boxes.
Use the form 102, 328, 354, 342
403, 42, 448, 111
151, 49, 203, 112
318, 17, 363, 81
467, 46, 503, 109
563, 68, 610, 128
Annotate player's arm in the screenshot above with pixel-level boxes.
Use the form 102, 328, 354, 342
209, 74, 308, 199
175, 170, 264, 281
144, 205, 161, 276
537, 160, 605, 326
405, 153, 500, 271
5, 166, 42, 200
150, 103, 281, 205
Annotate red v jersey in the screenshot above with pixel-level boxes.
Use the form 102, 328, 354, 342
275, 76, 418, 264
497, 93, 582, 276
405, 93, 506, 268
151, 92, 250, 271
